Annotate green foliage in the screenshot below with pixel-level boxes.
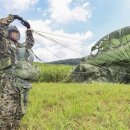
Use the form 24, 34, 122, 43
33, 62, 73, 82
20, 83, 130, 130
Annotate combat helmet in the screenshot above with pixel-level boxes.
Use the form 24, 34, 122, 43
7, 25, 20, 42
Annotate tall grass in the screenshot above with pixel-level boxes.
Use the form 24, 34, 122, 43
20, 83, 130, 130
34, 62, 73, 82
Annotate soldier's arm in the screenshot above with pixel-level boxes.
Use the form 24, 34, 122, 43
25, 29, 35, 49
0, 14, 14, 26
20, 19, 34, 49
0, 14, 15, 40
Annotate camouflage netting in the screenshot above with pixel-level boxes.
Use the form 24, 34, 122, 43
71, 26, 130, 83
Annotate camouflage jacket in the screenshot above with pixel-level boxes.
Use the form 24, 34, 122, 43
0, 14, 39, 81
0, 14, 34, 62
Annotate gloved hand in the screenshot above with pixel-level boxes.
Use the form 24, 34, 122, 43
13, 15, 23, 21
21, 20, 31, 29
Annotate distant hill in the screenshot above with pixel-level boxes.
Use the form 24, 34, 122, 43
47, 58, 81, 65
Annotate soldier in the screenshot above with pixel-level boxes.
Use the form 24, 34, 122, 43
0, 14, 39, 130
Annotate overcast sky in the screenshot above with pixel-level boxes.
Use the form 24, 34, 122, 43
0, 0, 130, 62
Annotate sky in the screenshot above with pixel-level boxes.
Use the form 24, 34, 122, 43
0, 0, 130, 62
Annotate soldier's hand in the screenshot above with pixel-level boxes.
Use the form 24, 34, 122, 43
13, 15, 23, 21
21, 20, 31, 29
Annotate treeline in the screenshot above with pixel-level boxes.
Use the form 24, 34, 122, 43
47, 58, 81, 65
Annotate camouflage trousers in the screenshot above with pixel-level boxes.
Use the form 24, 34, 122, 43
0, 73, 31, 130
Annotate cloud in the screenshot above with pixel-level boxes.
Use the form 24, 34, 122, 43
120, 0, 130, 8
48, 0, 91, 24
0, 0, 94, 62
23, 19, 94, 62
0, 0, 39, 12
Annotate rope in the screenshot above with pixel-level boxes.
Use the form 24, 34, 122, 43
34, 30, 89, 42
35, 39, 61, 60
33, 30, 92, 55
33, 31, 86, 56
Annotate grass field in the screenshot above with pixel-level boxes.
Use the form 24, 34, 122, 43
34, 63, 73, 82
20, 83, 130, 130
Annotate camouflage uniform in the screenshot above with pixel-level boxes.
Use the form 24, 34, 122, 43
0, 14, 38, 130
